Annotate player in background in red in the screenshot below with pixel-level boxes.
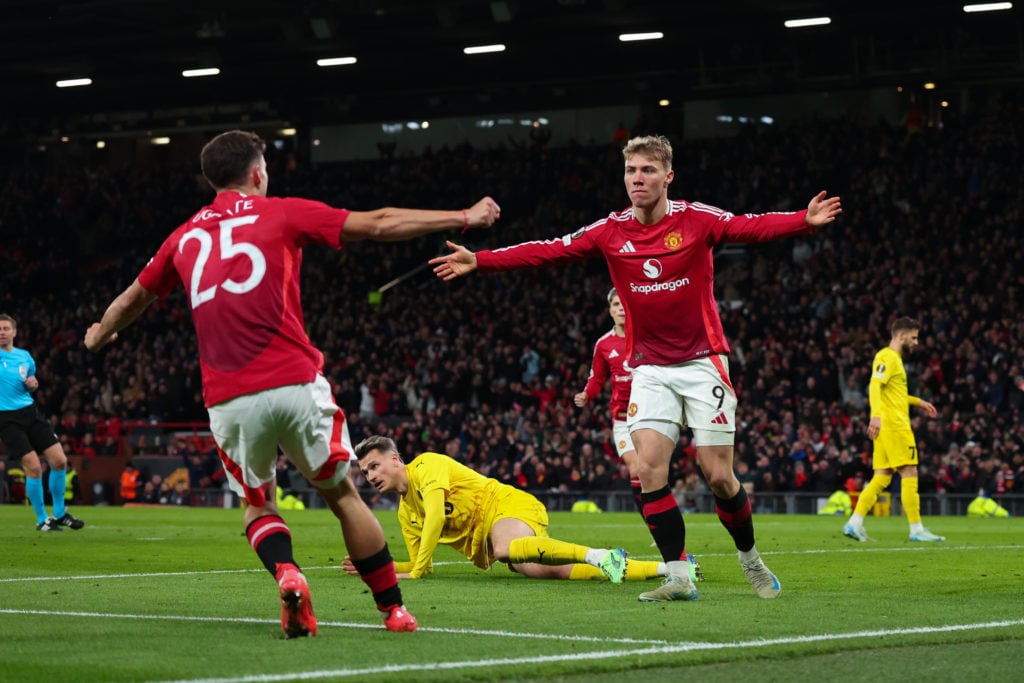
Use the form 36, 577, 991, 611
574, 287, 703, 583
574, 289, 633, 479
85, 130, 500, 637
432, 134, 840, 602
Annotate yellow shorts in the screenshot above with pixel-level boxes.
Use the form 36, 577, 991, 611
871, 429, 918, 470
468, 486, 549, 569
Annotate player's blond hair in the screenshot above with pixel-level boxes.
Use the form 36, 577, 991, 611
622, 135, 673, 170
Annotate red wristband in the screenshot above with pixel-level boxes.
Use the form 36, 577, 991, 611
461, 209, 469, 234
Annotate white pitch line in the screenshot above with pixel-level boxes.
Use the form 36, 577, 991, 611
629, 544, 1024, 561
0, 568, 267, 583
145, 619, 1024, 683
0, 564, 459, 584
5, 608, 1023, 683
0, 609, 672, 645
777, 544, 1024, 555
5, 544, 1021, 583
711, 543, 1024, 557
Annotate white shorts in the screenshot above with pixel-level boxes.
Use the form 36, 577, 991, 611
626, 355, 737, 447
612, 420, 635, 458
208, 374, 353, 506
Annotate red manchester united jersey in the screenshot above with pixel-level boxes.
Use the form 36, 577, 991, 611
477, 200, 813, 368
583, 329, 631, 421
138, 191, 349, 406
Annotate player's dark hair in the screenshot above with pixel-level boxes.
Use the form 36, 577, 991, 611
891, 316, 921, 336
0, 313, 15, 327
200, 130, 266, 190
354, 435, 399, 459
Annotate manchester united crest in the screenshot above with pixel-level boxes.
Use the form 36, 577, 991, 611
628, 402, 638, 417
664, 231, 683, 250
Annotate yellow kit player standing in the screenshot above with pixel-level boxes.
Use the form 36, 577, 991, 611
843, 317, 945, 542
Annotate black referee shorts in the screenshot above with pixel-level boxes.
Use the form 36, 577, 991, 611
0, 404, 59, 458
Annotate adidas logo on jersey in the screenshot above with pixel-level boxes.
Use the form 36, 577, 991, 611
608, 349, 619, 358
619, 241, 636, 253
710, 413, 729, 425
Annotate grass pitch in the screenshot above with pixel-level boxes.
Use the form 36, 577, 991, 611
2, 504, 1022, 682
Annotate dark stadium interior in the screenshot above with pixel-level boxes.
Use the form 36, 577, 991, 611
3, 0, 1023, 143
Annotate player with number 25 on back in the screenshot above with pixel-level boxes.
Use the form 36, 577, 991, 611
84, 130, 500, 638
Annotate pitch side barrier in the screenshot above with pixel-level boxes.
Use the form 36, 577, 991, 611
78, 469, 1024, 515
69, 422, 1023, 515
527, 490, 1024, 517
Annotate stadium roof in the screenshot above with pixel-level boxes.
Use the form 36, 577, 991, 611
2, 0, 1022, 142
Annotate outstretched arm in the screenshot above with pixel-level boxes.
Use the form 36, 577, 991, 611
429, 240, 478, 281
805, 191, 842, 227
342, 196, 501, 242
84, 279, 159, 351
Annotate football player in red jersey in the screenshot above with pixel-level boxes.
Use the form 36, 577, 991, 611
85, 130, 500, 636
431, 134, 840, 602
574, 288, 703, 583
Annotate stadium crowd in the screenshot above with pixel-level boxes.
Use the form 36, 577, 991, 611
2, 90, 1022, 508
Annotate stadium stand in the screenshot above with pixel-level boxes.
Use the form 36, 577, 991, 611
2, 90, 1023, 516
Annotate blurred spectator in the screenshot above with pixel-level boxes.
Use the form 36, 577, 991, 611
120, 460, 142, 503
166, 480, 189, 506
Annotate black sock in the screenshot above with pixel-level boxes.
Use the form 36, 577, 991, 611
351, 546, 404, 611
715, 488, 755, 552
641, 486, 686, 563
245, 515, 296, 576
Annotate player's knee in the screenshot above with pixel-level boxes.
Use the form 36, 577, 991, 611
43, 446, 67, 470
868, 475, 892, 491
705, 470, 738, 497
635, 462, 667, 489
706, 477, 733, 497
491, 538, 515, 562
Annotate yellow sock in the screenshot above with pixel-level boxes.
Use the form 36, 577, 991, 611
854, 473, 892, 517
568, 559, 664, 581
508, 536, 588, 565
902, 476, 921, 524
623, 560, 663, 581
569, 564, 603, 580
